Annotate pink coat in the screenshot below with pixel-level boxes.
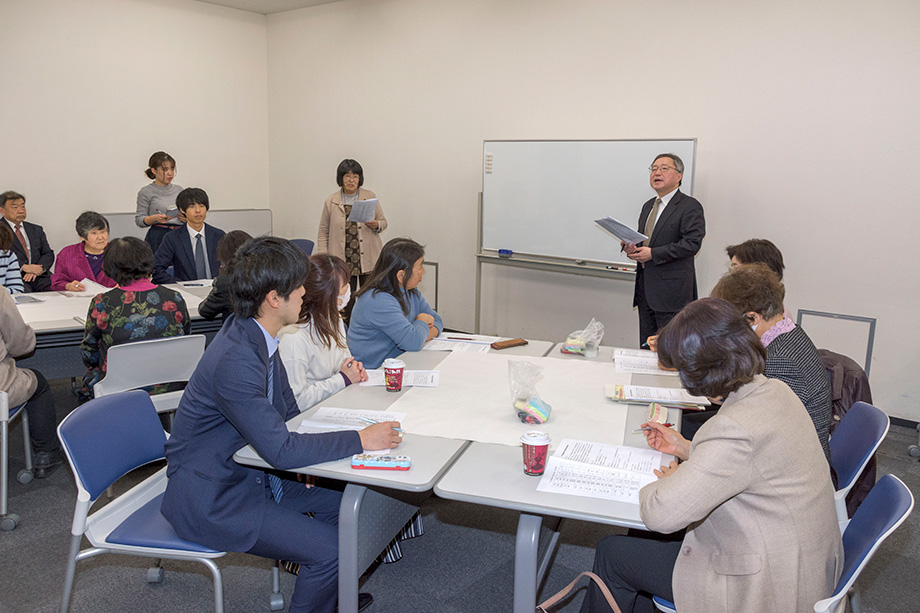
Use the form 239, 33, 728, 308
50, 242, 116, 291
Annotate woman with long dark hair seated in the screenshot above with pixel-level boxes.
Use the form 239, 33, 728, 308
346, 237, 442, 369
581, 298, 841, 613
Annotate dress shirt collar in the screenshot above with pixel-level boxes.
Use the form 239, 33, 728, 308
254, 319, 280, 358
186, 223, 206, 242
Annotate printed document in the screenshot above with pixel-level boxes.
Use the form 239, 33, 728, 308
298, 407, 406, 432
360, 370, 440, 387
347, 198, 378, 223
613, 348, 679, 377
595, 216, 648, 245
422, 333, 500, 353
607, 384, 709, 408
537, 438, 664, 504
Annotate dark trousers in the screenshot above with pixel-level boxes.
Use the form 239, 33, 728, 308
246, 479, 344, 613
342, 273, 369, 324
581, 533, 680, 613
635, 272, 678, 347
144, 224, 180, 256
23, 274, 51, 293
24, 369, 59, 452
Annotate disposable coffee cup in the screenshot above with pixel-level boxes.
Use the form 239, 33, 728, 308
520, 431, 551, 476
383, 358, 406, 392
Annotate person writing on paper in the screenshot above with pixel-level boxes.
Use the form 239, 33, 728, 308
347, 238, 442, 369
710, 263, 832, 461
80, 237, 190, 398
136, 151, 184, 254
279, 254, 368, 411
50, 211, 117, 292
622, 154, 705, 347
581, 298, 841, 613
316, 159, 387, 320
162, 237, 399, 613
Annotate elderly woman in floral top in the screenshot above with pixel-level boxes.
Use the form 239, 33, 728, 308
80, 236, 190, 397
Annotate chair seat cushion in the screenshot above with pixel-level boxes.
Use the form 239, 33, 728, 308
8, 403, 25, 420
107, 493, 222, 554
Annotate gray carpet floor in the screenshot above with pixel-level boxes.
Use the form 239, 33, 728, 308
2, 380, 918, 612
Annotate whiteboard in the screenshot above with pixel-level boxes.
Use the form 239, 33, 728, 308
481, 139, 696, 265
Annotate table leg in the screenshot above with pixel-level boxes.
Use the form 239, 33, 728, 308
514, 513, 563, 613
338, 483, 365, 613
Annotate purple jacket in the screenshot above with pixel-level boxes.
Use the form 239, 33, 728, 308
50, 243, 116, 291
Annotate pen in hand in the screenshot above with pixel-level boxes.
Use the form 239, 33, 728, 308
633, 423, 673, 433
357, 416, 404, 433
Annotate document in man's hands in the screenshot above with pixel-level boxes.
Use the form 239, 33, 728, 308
606, 384, 710, 409
595, 216, 648, 245
346, 198, 378, 223
536, 438, 664, 504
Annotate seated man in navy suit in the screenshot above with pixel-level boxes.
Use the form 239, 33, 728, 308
0, 191, 55, 292
152, 187, 225, 283
161, 236, 400, 613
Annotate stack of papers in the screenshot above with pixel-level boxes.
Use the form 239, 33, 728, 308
297, 407, 406, 431
537, 439, 664, 504
613, 348, 679, 376
606, 384, 709, 410
360, 370, 439, 387
346, 198, 379, 223
422, 333, 501, 354
594, 216, 648, 245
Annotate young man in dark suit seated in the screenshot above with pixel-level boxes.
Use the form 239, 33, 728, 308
0, 191, 55, 292
152, 187, 225, 283
161, 236, 400, 613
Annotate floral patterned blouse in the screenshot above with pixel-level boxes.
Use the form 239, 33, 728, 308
80, 279, 191, 394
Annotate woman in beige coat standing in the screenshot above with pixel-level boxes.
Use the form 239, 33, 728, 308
316, 159, 387, 320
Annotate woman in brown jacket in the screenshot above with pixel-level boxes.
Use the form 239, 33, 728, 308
316, 159, 387, 318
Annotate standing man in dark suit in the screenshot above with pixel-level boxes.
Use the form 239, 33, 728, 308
162, 237, 399, 613
0, 191, 55, 292
152, 187, 225, 283
622, 154, 705, 346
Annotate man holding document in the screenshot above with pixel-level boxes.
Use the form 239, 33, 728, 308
622, 154, 705, 346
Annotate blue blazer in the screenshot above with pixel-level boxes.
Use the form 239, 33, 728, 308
152, 222, 225, 283
161, 315, 363, 552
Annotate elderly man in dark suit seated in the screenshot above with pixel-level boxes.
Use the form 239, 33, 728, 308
0, 191, 55, 292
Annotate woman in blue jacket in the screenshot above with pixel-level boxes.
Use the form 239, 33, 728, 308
347, 238, 442, 369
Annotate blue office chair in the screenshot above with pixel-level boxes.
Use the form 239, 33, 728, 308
652, 474, 914, 613
291, 239, 315, 255
1, 391, 33, 531
57, 390, 283, 613
829, 402, 889, 531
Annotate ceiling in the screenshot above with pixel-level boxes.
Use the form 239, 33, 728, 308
192, 0, 343, 15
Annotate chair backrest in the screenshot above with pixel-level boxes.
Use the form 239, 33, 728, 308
829, 401, 889, 491
93, 334, 206, 397
814, 474, 914, 613
291, 239, 314, 255
57, 391, 167, 501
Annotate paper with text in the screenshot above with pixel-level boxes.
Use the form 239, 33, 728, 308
595, 216, 648, 245
613, 348, 679, 377
360, 370, 440, 387
297, 407, 406, 432
607, 384, 709, 407
347, 198, 378, 223
422, 339, 492, 353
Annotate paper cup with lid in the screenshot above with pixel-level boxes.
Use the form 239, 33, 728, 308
383, 358, 406, 392
520, 431, 551, 476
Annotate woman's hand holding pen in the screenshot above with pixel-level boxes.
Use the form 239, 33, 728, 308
642, 421, 691, 461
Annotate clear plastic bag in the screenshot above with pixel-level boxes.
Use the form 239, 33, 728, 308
508, 360, 552, 424
561, 317, 605, 358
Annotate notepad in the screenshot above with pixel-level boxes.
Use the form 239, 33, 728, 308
606, 384, 709, 409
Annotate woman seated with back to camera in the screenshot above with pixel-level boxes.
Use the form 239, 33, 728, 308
50, 211, 117, 292
198, 230, 252, 321
347, 237, 442, 369
80, 237, 191, 397
582, 298, 842, 613
710, 262, 832, 463
279, 254, 368, 411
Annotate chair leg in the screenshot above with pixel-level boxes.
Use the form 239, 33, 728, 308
21, 409, 33, 473
849, 586, 862, 613
60, 533, 84, 613
198, 558, 224, 613
270, 560, 285, 611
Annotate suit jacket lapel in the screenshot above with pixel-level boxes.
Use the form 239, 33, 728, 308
650, 191, 683, 247
179, 227, 195, 274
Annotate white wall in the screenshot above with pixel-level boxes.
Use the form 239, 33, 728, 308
266, 0, 920, 419
0, 0, 269, 252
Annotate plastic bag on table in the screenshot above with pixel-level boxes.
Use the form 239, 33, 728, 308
508, 360, 552, 424
561, 318, 605, 358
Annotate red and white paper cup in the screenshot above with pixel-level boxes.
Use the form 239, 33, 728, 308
383, 358, 406, 392
520, 431, 551, 476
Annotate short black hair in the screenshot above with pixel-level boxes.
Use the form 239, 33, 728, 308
336, 159, 364, 188
227, 236, 310, 320
0, 191, 25, 207
356, 237, 425, 315
726, 238, 785, 280
216, 230, 253, 267
176, 187, 209, 213
103, 237, 155, 286
657, 297, 766, 399
75, 211, 109, 239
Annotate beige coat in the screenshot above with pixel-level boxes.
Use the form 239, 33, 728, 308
316, 188, 387, 275
640, 375, 843, 613
0, 287, 38, 406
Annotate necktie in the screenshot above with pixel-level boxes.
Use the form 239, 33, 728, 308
266, 356, 285, 503
644, 197, 662, 245
194, 233, 207, 279
14, 225, 29, 263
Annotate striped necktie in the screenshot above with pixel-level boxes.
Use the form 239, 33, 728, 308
266, 356, 285, 503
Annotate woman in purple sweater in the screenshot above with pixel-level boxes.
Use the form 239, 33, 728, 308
50, 211, 116, 292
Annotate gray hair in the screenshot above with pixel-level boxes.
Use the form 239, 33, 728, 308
653, 153, 684, 174
75, 211, 109, 239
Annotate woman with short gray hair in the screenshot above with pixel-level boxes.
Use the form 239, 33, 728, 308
50, 211, 116, 292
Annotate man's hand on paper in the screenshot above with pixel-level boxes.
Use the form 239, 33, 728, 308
642, 421, 690, 461
654, 460, 679, 480
622, 241, 637, 255
358, 421, 402, 450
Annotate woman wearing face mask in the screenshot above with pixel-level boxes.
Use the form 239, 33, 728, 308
279, 253, 368, 412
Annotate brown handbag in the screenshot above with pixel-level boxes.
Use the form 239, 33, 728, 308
535, 571, 622, 612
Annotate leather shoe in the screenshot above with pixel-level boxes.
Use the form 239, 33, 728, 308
33, 450, 64, 479
336, 592, 373, 612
